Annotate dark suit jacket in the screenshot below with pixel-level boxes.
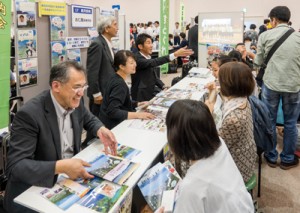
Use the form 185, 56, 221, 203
131, 52, 169, 102
4, 90, 103, 213
188, 24, 199, 60
86, 35, 115, 98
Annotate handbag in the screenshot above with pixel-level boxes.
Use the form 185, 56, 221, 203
256, 28, 294, 87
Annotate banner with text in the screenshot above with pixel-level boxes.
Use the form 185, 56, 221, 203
179, 2, 185, 32
71, 5, 93, 28
0, 0, 11, 128
38, 1, 66, 17
159, 0, 169, 74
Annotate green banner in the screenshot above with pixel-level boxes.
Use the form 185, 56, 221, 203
0, 0, 11, 128
179, 2, 185, 32
159, 0, 169, 74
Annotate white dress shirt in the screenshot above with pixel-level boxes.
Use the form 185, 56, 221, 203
50, 91, 75, 159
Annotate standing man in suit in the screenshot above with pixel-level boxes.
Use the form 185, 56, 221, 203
188, 15, 199, 62
131, 33, 193, 102
4, 61, 117, 213
86, 16, 118, 118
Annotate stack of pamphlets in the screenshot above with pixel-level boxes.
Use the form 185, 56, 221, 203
39, 145, 140, 212
188, 67, 211, 78
128, 118, 166, 132
86, 154, 139, 185
40, 176, 128, 212
116, 144, 141, 160
138, 161, 181, 211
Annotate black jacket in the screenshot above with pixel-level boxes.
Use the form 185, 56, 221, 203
4, 90, 102, 213
131, 52, 168, 102
86, 35, 115, 98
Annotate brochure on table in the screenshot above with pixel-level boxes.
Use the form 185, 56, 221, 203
138, 161, 181, 211
197, 12, 244, 67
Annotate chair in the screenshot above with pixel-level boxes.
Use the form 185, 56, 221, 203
246, 173, 257, 198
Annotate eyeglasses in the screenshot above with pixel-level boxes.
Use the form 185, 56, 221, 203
71, 85, 89, 94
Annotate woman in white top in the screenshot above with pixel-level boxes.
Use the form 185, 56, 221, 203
161, 100, 254, 213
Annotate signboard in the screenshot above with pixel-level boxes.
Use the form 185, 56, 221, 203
179, 2, 185, 32
0, 0, 11, 128
159, 0, 169, 74
65, 36, 90, 49
71, 5, 93, 28
38, 1, 66, 17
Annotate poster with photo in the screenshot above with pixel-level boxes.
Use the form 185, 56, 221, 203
88, 27, 98, 41
18, 58, 38, 88
51, 41, 66, 66
50, 16, 66, 41
67, 49, 81, 64
17, 29, 37, 59
15, 0, 36, 28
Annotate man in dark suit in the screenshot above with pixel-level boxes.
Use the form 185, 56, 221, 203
85, 16, 118, 145
4, 61, 117, 213
188, 15, 199, 62
86, 16, 118, 118
131, 33, 193, 102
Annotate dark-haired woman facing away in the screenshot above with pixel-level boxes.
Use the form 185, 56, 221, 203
100, 50, 154, 129
164, 100, 254, 212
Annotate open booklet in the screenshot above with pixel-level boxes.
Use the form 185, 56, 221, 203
86, 154, 139, 185
40, 176, 128, 212
138, 161, 182, 211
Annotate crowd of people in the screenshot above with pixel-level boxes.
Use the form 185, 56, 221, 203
4, 5, 300, 213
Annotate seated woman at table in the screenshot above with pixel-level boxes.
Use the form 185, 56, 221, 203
162, 100, 254, 213
205, 62, 257, 183
100, 50, 155, 129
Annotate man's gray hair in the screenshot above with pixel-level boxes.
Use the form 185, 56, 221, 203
49, 61, 86, 86
97, 16, 116, 34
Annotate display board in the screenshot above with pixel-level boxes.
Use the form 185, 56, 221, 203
197, 12, 244, 67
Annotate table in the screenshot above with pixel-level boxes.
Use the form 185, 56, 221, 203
14, 71, 214, 213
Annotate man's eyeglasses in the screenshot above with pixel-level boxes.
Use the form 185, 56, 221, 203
71, 85, 89, 94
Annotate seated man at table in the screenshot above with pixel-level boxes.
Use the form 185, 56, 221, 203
131, 33, 194, 102
4, 61, 117, 213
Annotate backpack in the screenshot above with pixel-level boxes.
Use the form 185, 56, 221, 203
248, 96, 274, 154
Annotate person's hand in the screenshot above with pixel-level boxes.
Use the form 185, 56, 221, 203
247, 51, 256, 60
55, 158, 94, 180
204, 82, 216, 92
137, 112, 155, 120
154, 206, 165, 213
94, 96, 103, 105
138, 101, 149, 108
174, 46, 194, 57
97, 126, 118, 156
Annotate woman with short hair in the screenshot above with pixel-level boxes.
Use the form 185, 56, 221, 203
164, 100, 254, 213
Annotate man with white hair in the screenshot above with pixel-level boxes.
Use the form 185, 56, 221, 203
87, 16, 118, 112
86, 16, 118, 143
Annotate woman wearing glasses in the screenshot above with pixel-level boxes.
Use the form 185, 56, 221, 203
100, 50, 155, 129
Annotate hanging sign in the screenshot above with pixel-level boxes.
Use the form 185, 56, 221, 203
38, 1, 66, 17
71, 5, 93, 28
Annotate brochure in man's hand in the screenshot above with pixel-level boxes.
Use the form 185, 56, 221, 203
137, 161, 181, 211
86, 154, 139, 185
39, 176, 128, 212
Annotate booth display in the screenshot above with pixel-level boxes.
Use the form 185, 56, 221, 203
50, 40, 66, 66
197, 12, 244, 67
15, 0, 38, 89
50, 16, 66, 41
18, 58, 37, 88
